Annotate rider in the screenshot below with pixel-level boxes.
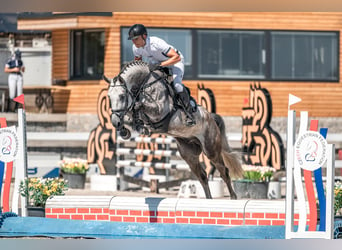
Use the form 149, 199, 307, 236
128, 23, 196, 126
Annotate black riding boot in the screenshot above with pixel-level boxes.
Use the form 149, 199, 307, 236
178, 90, 196, 126
7, 99, 16, 112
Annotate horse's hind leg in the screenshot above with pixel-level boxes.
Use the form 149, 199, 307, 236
175, 138, 212, 199
213, 159, 237, 199
212, 114, 243, 199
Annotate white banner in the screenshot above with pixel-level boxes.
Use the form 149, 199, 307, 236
0, 126, 18, 163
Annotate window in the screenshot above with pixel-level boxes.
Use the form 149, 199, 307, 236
271, 31, 338, 81
120, 27, 339, 82
121, 28, 192, 78
198, 30, 265, 79
70, 30, 105, 80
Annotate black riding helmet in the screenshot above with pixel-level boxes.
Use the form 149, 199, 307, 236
128, 24, 147, 40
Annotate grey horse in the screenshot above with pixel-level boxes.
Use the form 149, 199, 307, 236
105, 61, 243, 199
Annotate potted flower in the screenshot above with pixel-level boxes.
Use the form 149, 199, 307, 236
233, 165, 276, 199
59, 158, 89, 189
19, 177, 68, 217
334, 180, 342, 216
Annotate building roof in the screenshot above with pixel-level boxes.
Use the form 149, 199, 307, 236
0, 12, 51, 33
17, 12, 113, 31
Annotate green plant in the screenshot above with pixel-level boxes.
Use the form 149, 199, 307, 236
19, 177, 68, 207
335, 181, 342, 216
59, 158, 89, 174
241, 165, 276, 182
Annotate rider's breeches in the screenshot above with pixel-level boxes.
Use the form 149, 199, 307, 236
8, 73, 23, 99
171, 61, 185, 94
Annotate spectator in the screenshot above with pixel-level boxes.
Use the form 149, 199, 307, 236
4, 49, 25, 112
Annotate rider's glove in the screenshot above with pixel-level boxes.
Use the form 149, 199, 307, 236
148, 63, 160, 72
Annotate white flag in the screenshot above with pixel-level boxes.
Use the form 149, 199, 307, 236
288, 94, 302, 107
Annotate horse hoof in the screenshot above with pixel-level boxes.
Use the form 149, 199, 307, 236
230, 194, 237, 200
120, 128, 131, 139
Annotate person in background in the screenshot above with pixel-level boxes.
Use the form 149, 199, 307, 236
4, 49, 25, 112
128, 24, 196, 126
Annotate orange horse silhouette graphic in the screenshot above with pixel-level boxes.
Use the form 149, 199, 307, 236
242, 83, 284, 170
197, 84, 217, 176
87, 89, 117, 175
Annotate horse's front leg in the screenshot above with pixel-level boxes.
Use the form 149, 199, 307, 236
175, 138, 212, 199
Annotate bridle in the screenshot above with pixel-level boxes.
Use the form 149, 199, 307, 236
107, 63, 168, 133
109, 74, 134, 131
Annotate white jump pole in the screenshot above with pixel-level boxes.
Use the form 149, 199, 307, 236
11, 108, 28, 216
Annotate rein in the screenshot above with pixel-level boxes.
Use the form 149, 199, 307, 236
110, 63, 174, 133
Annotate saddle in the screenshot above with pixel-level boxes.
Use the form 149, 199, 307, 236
155, 67, 197, 113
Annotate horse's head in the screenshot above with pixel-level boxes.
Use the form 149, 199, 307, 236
104, 61, 152, 138
104, 74, 132, 134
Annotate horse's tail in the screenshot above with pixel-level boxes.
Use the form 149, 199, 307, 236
212, 113, 244, 179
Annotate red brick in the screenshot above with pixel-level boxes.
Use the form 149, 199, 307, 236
46, 214, 57, 219
294, 214, 299, 219
103, 208, 109, 214
189, 218, 202, 224
217, 219, 229, 225
110, 216, 122, 222
77, 208, 90, 214
163, 218, 176, 224
109, 209, 116, 215
65, 208, 77, 214
136, 217, 149, 223
156, 211, 169, 217
84, 215, 96, 220
116, 210, 129, 215
52, 208, 64, 213
45, 208, 52, 214
175, 211, 182, 216
265, 213, 278, 219
130, 210, 142, 216
90, 208, 103, 214
97, 215, 109, 221
176, 217, 189, 224
203, 218, 216, 225
143, 210, 155, 216
224, 212, 237, 218
169, 211, 175, 217
123, 216, 135, 222
237, 213, 244, 218
244, 213, 251, 218
157, 218, 163, 223
150, 217, 158, 223
196, 211, 209, 217
210, 212, 223, 218
231, 219, 243, 225
251, 213, 265, 218
183, 211, 196, 217
279, 213, 286, 219
59, 214, 71, 220
245, 219, 258, 225
71, 215, 84, 220
272, 220, 285, 226
258, 220, 271, 226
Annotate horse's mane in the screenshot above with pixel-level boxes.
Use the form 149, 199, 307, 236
121, 60, 149, 74
118, 61, 150, 91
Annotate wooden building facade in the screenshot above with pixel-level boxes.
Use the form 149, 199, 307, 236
17, 12, 342, 117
